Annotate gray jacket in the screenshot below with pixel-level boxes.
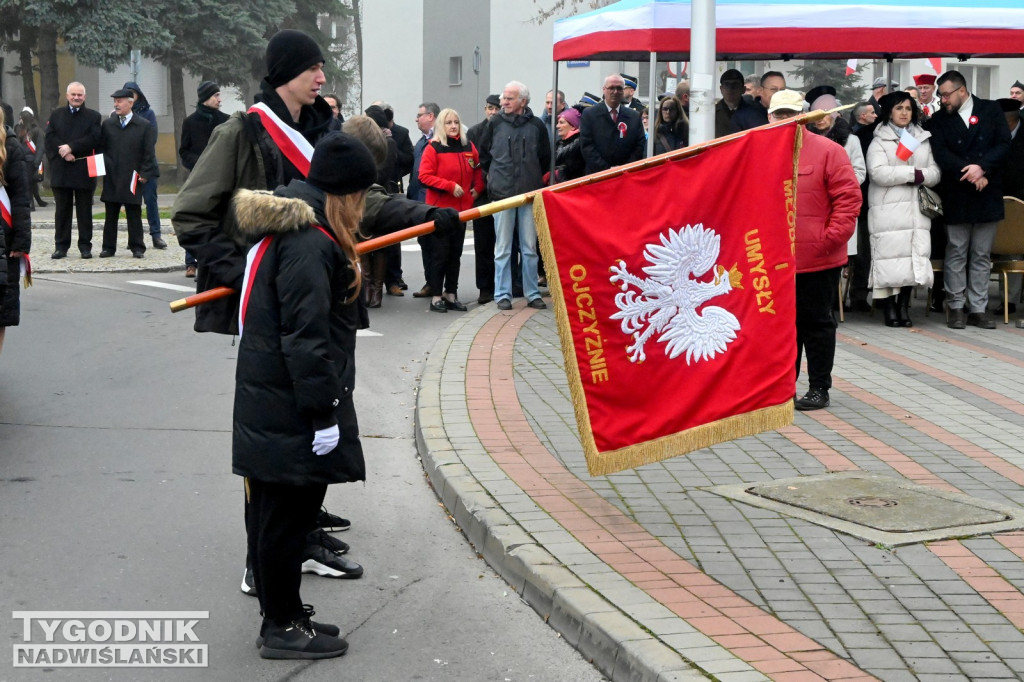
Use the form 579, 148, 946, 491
477, 107, 550, 200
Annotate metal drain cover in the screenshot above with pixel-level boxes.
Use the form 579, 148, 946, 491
709, 472, 1024, 546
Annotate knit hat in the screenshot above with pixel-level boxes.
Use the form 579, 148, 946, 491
266, 29, 325, 88
558, 107, 581, 129
307, 132, 377, 196
913, 74, 936, 86
720, 68, 744, 87
363, 105, 389, 129
197, 80, 220, 103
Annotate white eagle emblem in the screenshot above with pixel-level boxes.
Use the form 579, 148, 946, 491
609, 224, 743, 364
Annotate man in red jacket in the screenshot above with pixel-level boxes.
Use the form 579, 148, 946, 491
769, 90, 862, 411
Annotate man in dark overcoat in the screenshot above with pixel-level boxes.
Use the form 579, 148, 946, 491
98, 88, 157, 258
44, 81, 102, 259
925, 70, 1012, 329
579, 73, 645, 174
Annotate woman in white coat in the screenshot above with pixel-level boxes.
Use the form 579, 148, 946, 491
866, 91, 941, 327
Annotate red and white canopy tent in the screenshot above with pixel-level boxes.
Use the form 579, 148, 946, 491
550, 0, 1024, 149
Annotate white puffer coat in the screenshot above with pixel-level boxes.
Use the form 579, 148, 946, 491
866, 123, 941, 289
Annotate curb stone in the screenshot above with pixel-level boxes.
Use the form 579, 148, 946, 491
414, 305, 708, 682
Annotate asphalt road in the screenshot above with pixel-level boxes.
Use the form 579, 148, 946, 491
0, 257, 604, 681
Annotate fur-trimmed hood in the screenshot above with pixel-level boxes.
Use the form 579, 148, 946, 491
231, 189, 315, 239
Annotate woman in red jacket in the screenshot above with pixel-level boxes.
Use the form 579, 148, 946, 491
418, 108, 484, 312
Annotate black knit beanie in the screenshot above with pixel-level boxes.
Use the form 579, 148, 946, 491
363, 105, 388, 129
265, 30, 325, 88
307, 132, 377, 196
197, 81, 219, 103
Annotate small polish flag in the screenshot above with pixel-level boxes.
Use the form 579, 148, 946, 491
896, 129, 920, 161
87, 153, 105, 177
845, 59, 857, 77
928, 57, 942, 75
130, 171, 139, 195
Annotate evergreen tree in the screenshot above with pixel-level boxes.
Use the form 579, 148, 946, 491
787, 59, 867, 106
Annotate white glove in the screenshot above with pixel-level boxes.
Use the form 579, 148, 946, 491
312, 425, 339, 456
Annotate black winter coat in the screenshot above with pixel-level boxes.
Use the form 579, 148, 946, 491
44, 104, 102, 190
553, 132, 585, 182
925, 96, 1012, 224
231, 181, 365, 486
99, 114, 157, 205
2, 126, 31, 327
179, 105, 229, 170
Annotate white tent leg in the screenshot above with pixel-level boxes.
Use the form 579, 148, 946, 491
647, 52, 657, 157
690, 0, 717, 144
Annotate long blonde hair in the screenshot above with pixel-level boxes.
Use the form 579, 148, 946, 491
432, 108, 467, 146
324, 190, 368, 303
0, 108, 7, 186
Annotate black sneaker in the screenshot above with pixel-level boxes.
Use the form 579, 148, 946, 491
257, 605, 339, 648
152, 236, 168, 249
258, 617, 348, 660
527, 298, 547, 310
301, 542, 363, 579
795, 388, 830, 411
316, 506, 350, 532
240, 567, 256, 596
307, 528, 349, 555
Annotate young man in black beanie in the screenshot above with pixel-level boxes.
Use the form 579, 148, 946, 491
171, 28, 364, 602
178, 80, 228, 277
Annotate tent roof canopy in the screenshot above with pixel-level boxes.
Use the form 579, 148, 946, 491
553, 0, 1024, 62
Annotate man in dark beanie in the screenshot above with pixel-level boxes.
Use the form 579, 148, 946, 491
178, 81, 228, 276
171, 28, 362, 601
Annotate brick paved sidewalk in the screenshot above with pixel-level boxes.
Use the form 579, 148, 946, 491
417, 297, 1024, 681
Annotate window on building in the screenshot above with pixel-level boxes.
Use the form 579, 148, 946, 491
449, 57, 462, 87
958, 65, 992, 99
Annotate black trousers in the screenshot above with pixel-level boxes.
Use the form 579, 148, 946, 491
425, 221, 467, 296
473, 214, 496, 293
245, 478, 326, 624
418, 233, 435, 286
102, 203, 146, 254
384, 243, 402, 288
796, 267, 841, 392
53, 187, 94, 252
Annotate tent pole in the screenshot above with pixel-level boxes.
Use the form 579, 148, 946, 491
886, 56, 894, 95
689, 0, 716, 144
550, 61, 559, 184
647, 52, 657, 157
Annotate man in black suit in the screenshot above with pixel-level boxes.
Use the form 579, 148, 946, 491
44, 81, 102, 259
926, 70, 1012, 329
580, 74, 645, 175
407, 102, 438, 298
98, 88, 157, 258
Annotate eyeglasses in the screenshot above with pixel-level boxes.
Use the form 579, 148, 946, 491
937, 85, 963, 100
605, 86, 624, 91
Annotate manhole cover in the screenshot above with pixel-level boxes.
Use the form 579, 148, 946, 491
707, 472, 1024, 546
748, 475, 1007, 532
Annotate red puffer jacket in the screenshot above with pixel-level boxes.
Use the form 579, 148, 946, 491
795, 132, 862, 273
418, 136, 485, 212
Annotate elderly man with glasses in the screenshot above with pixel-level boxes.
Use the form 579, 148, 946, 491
579, 73, 646, 174
925, 70, 1012, 329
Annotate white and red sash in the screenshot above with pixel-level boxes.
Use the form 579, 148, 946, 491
0, 186, 12, 229
246, 102, 314, 177
238, 225, 336, 336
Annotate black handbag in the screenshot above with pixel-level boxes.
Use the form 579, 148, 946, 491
918, 185, 943, 219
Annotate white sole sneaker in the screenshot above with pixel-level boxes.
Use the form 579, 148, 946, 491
300, 559, 362, 579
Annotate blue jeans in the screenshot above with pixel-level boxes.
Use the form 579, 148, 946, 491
494, 205, 539, 302
142, 177, 161, 236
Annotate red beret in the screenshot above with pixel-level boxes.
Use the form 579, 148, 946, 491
913, 74, 936, 86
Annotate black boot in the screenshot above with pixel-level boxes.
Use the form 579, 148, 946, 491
897, 286, 913, 327
884, 295, 900, 327
258, 616, 347, 659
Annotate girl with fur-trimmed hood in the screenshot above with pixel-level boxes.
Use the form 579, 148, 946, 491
231, 132, 376, 660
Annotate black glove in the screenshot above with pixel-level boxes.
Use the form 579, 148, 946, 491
429, 208, 460, 236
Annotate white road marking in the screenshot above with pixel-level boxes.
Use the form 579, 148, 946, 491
402, 238, 475, 253
128, 280, 196, 293
357, 329, 382, 337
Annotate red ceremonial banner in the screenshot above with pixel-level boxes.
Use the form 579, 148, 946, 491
534, 126, 799, 476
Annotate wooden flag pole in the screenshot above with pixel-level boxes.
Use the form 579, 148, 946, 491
169, 108, 842, 314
